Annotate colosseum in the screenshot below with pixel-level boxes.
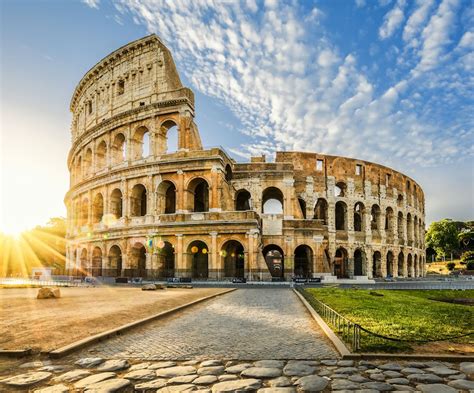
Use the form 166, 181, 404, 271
65, 35, 426, 282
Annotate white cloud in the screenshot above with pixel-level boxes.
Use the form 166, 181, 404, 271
355, 0, 366, 8
458, 31, 474, 49
114, 0, 472, 171
379, 0, 406, 40
402, 0, 435, 47
82, 0, 100, 9
414, 0, 460, 74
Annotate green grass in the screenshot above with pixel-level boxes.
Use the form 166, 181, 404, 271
302, 288, 474, 352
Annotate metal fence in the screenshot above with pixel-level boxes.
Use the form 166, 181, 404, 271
0, 278, 82, 287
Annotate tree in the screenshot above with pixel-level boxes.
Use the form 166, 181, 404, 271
425, 219, 461, 258
446, 262, 456, 271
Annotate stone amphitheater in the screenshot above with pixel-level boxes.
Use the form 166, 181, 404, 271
65, 34, 426, 282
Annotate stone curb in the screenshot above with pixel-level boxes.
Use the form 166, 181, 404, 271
292, 288, 350, 357
293, 288, 474, 362
48, 288, 237, 358
0, 349, 32, 358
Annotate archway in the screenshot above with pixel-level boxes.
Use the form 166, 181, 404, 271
225, 164, 233, 182
131, 184, 147, 216
313, 198, 328, 224
298, 198, 307, 219
354, 202, 365, 232
112, 133, 126, 164
334, 182, 346, 197
397, 212, 404, 240
398, 252, 404, 276
189, 241, 209, 279
407, 254, 413, 277
354, 249, 364, 276
160, 120, 179, 153
294, 245, 312, 278
372, 251, 382, 278
221, 240, 245, 278
235, 189, 251, 211
84, 148, 92, 176
92, 193, 104, 224
92, 247, 103, 277
157, 181, 176, 214
80, 199, 89, 226
262, 187, 284, 214
129, 243, 147, 278
387, 251, 394, 277
262, 244, 284, 279
108, 245, 122, 277
371, 204, 381, 230
110, 189, 123, 219
385, 207, 395, 236
334, 248, 349, 278
188, 178, 209, 212
132, 126, 150, 159
96, 140, 107, 169
335, 201, 347, 230
414, 254, 419, 277
80, 248, 88, 276
157, 241, 175, 278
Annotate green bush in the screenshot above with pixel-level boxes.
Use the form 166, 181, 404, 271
446, 262, 456, 271
466, 260, 474, 270
461, 250, 474, 262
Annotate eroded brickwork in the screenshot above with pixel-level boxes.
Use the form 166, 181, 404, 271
65, 35, 426, 281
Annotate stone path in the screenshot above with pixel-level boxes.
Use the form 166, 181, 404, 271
1, 357, 473, 392
74, 288, 338, 360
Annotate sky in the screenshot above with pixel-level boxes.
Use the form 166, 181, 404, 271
0, 0, 473, 234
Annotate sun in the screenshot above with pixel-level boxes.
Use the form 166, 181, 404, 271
0, 224, 27, 239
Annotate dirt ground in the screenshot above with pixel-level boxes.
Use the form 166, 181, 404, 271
0, 286, 227, 352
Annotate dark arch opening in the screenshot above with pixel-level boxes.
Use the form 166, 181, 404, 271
189, 178, 209, 212
109, 245, 122, 277
334, 248, 349, 278
398, 252, 404, 276
189, 240, 209, 279
262, 244, 284, 279
298, 198, 307, 219
225, 164, 233, 182
387, 251, 394, 277
92, 247, 102, 277
222, 240, 245, 278
157, 241, 175, 278
313, 198, 328, 224
294, 245, 312, 278
354, 249, 364, 276
372, 251, 382, 278
354, 202, 364, 232
110, 189, 123, 219
131, 184, 147, 216
235, 189, 251, 211
157, 181, 176, 214
335, 201, 347, 230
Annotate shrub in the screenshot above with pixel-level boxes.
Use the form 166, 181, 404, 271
446, 262, 456, 271
466, 260, 474, 271
461, 250, 474, 263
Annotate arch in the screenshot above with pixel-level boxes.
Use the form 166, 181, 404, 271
397, 211, 404, 239
92, 247, 103, 277
112, 133, 126, 164
354, 202, 365, 232
80, 248, 88, 272
96, 140, 107, 169
407, 213, 413, 244
128, 242, 147, 278
294, 245, 313, 278
108, 245, 122, 277
334, 181, 346, 197
298, 198, 307, 219
157, 240, 175, 278
372, 251, 382, 278
131, 184, 147, 216
110, 188, 123, 219
80, 198, 89, 226
262, 187, 284, 214
397, 194, 403, 207
160, 119, 179, 153
414, 254, 419, 277
398, 251, 404, 276
188, 240, 209, 279
371, 204, 381, 230
354, 249, 365, 276
221, 240, 245, 278
187, 178, 209, 212
262, 244, 284, 279
235, 189, 251, 211
92, 193, 104, 224
334, 247, 349, 278
313, 198, 328, 224
387, 251, 394, 277
335, 201, 347, 230
75, 156, 82, 181
385, 207, 395, 235
407, 253, 413, 277
225, 164, 233, 182
132, 126, 150, 159
84, 148, 93, 176
157, 180, 176, 214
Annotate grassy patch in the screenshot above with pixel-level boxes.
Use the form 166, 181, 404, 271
302, 288, 474, 353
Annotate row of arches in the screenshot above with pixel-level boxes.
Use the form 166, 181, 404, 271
73, 122, 179, 182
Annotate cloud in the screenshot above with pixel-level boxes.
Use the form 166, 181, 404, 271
402, 0, 435, 47
82, 0, 100, 9
355, 0, 366, 8
113, 0, 472, 171
379, 0, 406, 40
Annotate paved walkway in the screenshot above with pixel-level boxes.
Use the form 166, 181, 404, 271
78, 288, 338, 360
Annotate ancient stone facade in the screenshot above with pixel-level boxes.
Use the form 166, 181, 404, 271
65, 35, 426, 281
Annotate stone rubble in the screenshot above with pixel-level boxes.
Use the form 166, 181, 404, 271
0, 358, 472, 392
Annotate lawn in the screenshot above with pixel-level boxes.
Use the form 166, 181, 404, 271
301, 287, 474, 353
0, 286, 228, 352
426, 260, 465, 274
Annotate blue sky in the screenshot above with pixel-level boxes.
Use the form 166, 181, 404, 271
0, 0, 473, 232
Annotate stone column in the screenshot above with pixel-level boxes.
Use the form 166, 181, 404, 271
210, 166, 221, 212
177, 170, 185, 213
209, 232, 218, 279
283, 178, 294, 219
284, 235, 294, 280
175, 234, 185, 277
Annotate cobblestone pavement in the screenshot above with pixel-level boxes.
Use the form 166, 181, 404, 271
1, 357, 473, 392
76, 288, 338, 360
